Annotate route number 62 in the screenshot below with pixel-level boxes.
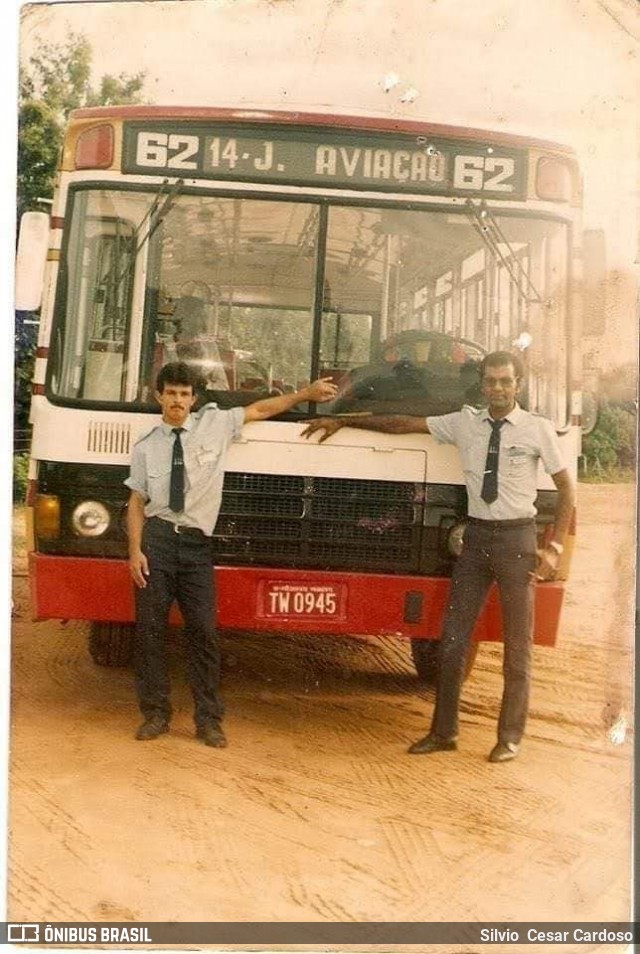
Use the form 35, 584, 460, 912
136, 132, 199, 170
453, 155, 515, 193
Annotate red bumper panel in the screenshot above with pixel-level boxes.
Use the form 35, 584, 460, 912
29, 554, 563, 645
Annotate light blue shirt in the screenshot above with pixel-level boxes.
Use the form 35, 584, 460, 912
125, 403, 245, 536
426, 404, 566, 520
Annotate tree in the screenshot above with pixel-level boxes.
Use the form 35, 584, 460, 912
582, 400, 637, 479
17, 32, 147, 217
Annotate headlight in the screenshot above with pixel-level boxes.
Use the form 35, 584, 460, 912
71, 501, 111, 537
447, 522, 466, 556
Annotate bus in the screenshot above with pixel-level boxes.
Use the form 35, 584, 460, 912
16, 105, 584, 674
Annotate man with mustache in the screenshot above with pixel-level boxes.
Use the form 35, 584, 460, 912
126, 361, 337, 747
302, 351, 574, 763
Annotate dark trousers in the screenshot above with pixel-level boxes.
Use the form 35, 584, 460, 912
431, 521, 537, 744
134, 517, 223, 727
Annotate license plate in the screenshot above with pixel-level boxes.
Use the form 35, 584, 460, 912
260, 582, 346, 619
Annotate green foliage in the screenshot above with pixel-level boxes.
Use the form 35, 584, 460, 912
581, 400, 637, 481
17, 99, 61, 220
18, 32, 147, 216
225, 307, 373, 389
13, 453, 30, 503
14, 321, 37, 436
88, 73, 147, 108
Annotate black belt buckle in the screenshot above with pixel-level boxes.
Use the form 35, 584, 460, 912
174, 523, 200, 536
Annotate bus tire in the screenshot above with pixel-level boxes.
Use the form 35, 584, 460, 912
88, 622, 135, 668
410, 639, 479, 684
410, 639, 440, 684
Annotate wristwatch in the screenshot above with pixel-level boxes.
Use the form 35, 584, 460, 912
548, 540, 564, 556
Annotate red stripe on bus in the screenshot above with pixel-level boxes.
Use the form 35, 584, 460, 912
28, 555, 564, 647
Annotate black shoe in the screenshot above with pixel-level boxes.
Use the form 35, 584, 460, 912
196, 723, 228, 748
135, 716, 169, 741
407, 733, 457, 755
488, 741, 520, 763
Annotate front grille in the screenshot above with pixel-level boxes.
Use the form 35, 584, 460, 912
312, 476, 420, 502
213, 538, 302, 562
224, 472, 304, 496
212, 472, 426, 572
216, 515, 302, 540
35, 463, 478, 576
312, 541, 415, 567
220, 494, 303, 518
309, 497, 416, 523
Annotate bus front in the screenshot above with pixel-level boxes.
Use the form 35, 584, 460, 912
24, 107, 581, 668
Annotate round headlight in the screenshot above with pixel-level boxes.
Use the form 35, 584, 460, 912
71, 501, 111, 537
447, 522, 467, 557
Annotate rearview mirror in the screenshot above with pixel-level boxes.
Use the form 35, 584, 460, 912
15, 211, 50, 312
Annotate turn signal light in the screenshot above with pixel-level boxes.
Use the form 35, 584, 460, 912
34, 494, 61, 539
75, 124, 114, 170
535, 157, 573, 202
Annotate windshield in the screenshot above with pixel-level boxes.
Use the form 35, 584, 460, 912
49, 187, 570, 423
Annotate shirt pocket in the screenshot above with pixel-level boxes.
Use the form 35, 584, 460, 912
147, 462, 172, 501
460, 434, 490, 477
504, 443, 532, 476
188, 441, 223, 474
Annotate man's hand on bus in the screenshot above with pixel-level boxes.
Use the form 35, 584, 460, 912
302, 414, 428, 442
130, 549, 150, 588
301, 417, 344, 443
305, 377, 338, 403
243, 377, 337, 422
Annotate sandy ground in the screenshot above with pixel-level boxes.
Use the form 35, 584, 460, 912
7, 483, 635, 948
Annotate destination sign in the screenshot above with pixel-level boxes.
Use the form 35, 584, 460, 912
122, 123, 528, 199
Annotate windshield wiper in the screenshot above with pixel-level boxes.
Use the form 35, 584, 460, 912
109, 178, 185, 294
464, 199, 544, 305
134, 177, 185, 258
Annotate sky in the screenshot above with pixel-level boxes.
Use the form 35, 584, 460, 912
14, 0, 640, 266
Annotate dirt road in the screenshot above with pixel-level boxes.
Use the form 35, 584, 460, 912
8, 483, 635, 938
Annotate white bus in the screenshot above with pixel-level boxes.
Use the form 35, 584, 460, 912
17, 105, 583, 673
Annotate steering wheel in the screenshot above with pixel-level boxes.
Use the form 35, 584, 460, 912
178, 280, 212, 302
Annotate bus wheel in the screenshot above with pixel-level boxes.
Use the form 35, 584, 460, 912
410, 639, 479, 684
410, 639, 440, 684
88, 622, 134, 667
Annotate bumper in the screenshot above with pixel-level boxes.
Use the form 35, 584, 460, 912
28, 553, 563, 646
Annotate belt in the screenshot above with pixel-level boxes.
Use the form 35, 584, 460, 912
467, 517, 534, 529
148, 516, 207, 538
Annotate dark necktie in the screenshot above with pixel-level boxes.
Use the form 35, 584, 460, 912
169, 427, 185, 512
480, 419, 505, 504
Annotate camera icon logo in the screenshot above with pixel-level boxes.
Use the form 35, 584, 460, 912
8, 924, 40, 943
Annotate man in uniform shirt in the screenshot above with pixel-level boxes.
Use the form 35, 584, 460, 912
302, 351, 574, 763
126, 361, 337, 747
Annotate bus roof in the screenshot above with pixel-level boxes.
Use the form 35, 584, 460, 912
68, 105, 575, 156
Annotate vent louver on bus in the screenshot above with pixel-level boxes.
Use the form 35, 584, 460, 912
87, 421, 132, 456
213, 473, 426, 573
